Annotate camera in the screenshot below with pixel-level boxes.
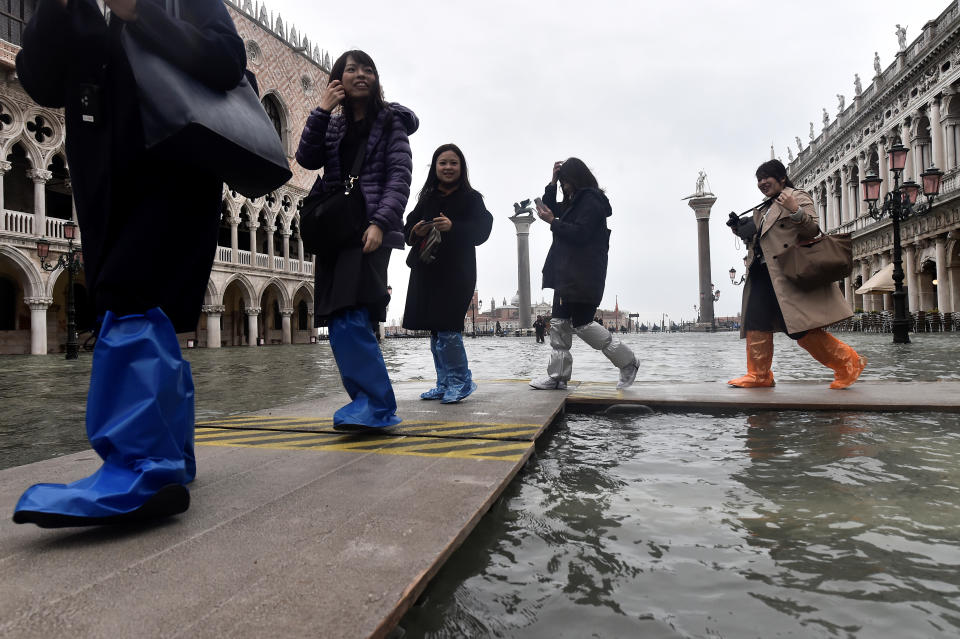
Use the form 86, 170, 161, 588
727, 211, 757, 241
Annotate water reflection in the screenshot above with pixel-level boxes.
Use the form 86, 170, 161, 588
401, 410, 960, 638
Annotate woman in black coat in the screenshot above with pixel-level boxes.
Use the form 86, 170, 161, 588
402, 144, 492, 403
530, 158, 639, 391
12, 0, 246, 528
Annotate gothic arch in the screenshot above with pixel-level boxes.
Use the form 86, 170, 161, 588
203, 278, 221, 306
221, 273, 256, 307
259, 277, 291, 308
0, 245, 43, 298
3, 135, 40, 170
260, 91, 290, 155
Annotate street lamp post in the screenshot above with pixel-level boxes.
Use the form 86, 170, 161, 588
470, 301, 477, 338
37, 220, 84, 360
860, 144, 943, 344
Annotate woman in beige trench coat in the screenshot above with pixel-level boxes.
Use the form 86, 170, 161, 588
729, 160, 866, 389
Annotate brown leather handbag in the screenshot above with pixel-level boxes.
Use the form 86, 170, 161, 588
775, 232, 853, 290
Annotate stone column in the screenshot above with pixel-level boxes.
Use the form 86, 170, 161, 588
686, 192, 718, 327
931, 97, 945, 170
902, 123, 915, 181
935, 235, 951, 312
266, 225, 276, 265
25, 297, 52, 355
230, 216, 240, 263
246, 307, 260, 346
839, 166, 850, 226
281, 308, 293, 344
856, 154, 868, 219
509, 211, 534, 329
880, 252, 892, 311
28, 168, 51, 236
844, 273, 855, 310
282, 229, 291, 263
248, 218, 259, 264
879, 141, 890, 202
203, 304, 224, 348
825, 177, 836, 230
946, 121, 957, 171
860, 260, 872, 312
297, 237, 304, 266
903, 243, 919, 312
0, 160, 11, 211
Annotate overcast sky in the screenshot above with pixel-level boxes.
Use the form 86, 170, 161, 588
264, 0, 950, 325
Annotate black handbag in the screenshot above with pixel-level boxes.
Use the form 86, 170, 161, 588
121, 0, 291, 198
300, 139, 367, 255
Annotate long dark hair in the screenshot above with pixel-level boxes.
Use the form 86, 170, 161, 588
755, 159, 795, 188
418, 143, 474, 200
557, 157, 599, 194
329, 49, 385, 124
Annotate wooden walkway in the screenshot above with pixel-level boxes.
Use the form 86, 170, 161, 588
2, 379, 959, 638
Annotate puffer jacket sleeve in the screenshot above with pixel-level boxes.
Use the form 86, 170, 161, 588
542, 183, 561, 216
370, 111, 413, 232
550, 192, 606, 244
296, 108, 332, 170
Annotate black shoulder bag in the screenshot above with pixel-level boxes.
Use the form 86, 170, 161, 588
300, 139, 367, 256
121, 0, 291, 198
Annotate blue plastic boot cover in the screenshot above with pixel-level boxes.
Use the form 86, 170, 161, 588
420, 333, 447, 400
329, 307, 402, 427
13, 308, 195, 524
437, 331, 477, 403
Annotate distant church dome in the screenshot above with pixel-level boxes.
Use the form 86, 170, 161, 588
511, 291, 520, 306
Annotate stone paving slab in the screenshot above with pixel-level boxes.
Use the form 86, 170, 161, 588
2, 378, 958, 639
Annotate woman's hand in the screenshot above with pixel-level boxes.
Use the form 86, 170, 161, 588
776, 191, 799, 214
432, 214, 452, 232
105, 0, 138, 21
362, 223, 383, 254
535, 200, 555, 224
319, 80, 346, 112
551, 160, 563, 184
412, 220, 433, 237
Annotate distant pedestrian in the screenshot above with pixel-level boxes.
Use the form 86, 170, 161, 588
12, 0, 248, 528
402, 144, 492, 403
728, 159, 865, 389
534, 315, 546, 343
495, 320, 502, 336
530, 158, 639, 390
297, 49, 419, 428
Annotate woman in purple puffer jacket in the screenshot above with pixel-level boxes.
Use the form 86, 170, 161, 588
296, 49, 419, 430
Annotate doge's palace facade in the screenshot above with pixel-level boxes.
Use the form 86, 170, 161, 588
0, 1, 329, 354
788, 1, 960, 321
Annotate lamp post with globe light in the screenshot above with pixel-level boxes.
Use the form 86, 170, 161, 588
36, 220, 83, 360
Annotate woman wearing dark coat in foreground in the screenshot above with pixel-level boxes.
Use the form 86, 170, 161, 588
530, 158, 639, 391
12, 0, 247, 528
403, 144, 493, 403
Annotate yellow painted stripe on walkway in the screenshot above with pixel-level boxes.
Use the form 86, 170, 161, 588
195, 427, 528, 461
195, 417, 541, 441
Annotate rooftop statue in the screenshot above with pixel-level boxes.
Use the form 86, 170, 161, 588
823, 108, 830, 127
854, 73, 862, 96
809, 121, 815, 142
795, 136, 803, 152
896, 24, 908, 51
874, 51, 882, 76
837, 94, 845, 112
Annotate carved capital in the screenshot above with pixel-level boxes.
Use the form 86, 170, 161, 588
0, 160, 12, 175
245, 307, 262, 316
280, 308, 294, 317
23, 296, 53, 310
27, 168, 52, 183
202, 304, 226, 314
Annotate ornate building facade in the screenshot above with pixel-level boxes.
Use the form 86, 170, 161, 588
0, 1, 330, 354
788, 2, 960, 320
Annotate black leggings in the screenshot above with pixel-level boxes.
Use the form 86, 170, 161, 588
551, 293, 597, 327
745, 262, 807, 341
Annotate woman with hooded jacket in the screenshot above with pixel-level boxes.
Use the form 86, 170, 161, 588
728, 159, 865, 389
296, 49, 419, 429
402, 144, 493, 403
529, 158, 639, 390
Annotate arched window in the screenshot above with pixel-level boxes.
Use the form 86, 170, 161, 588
46, 154, 72, 220
261, 94, 284, 142
5, 143, 34, 213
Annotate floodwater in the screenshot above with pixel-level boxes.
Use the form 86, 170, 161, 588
2, 332, 959, 637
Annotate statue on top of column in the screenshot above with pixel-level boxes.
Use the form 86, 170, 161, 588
822, 108, 830, 127
854, 73, 862, 96
695, 170, 707, 196
836, 94, 845, 112
809, 121, 815, 142
896, 24, 908, 51
874, 51, 882, 76
795, 136, 803, 153
787, 148, 794, 162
